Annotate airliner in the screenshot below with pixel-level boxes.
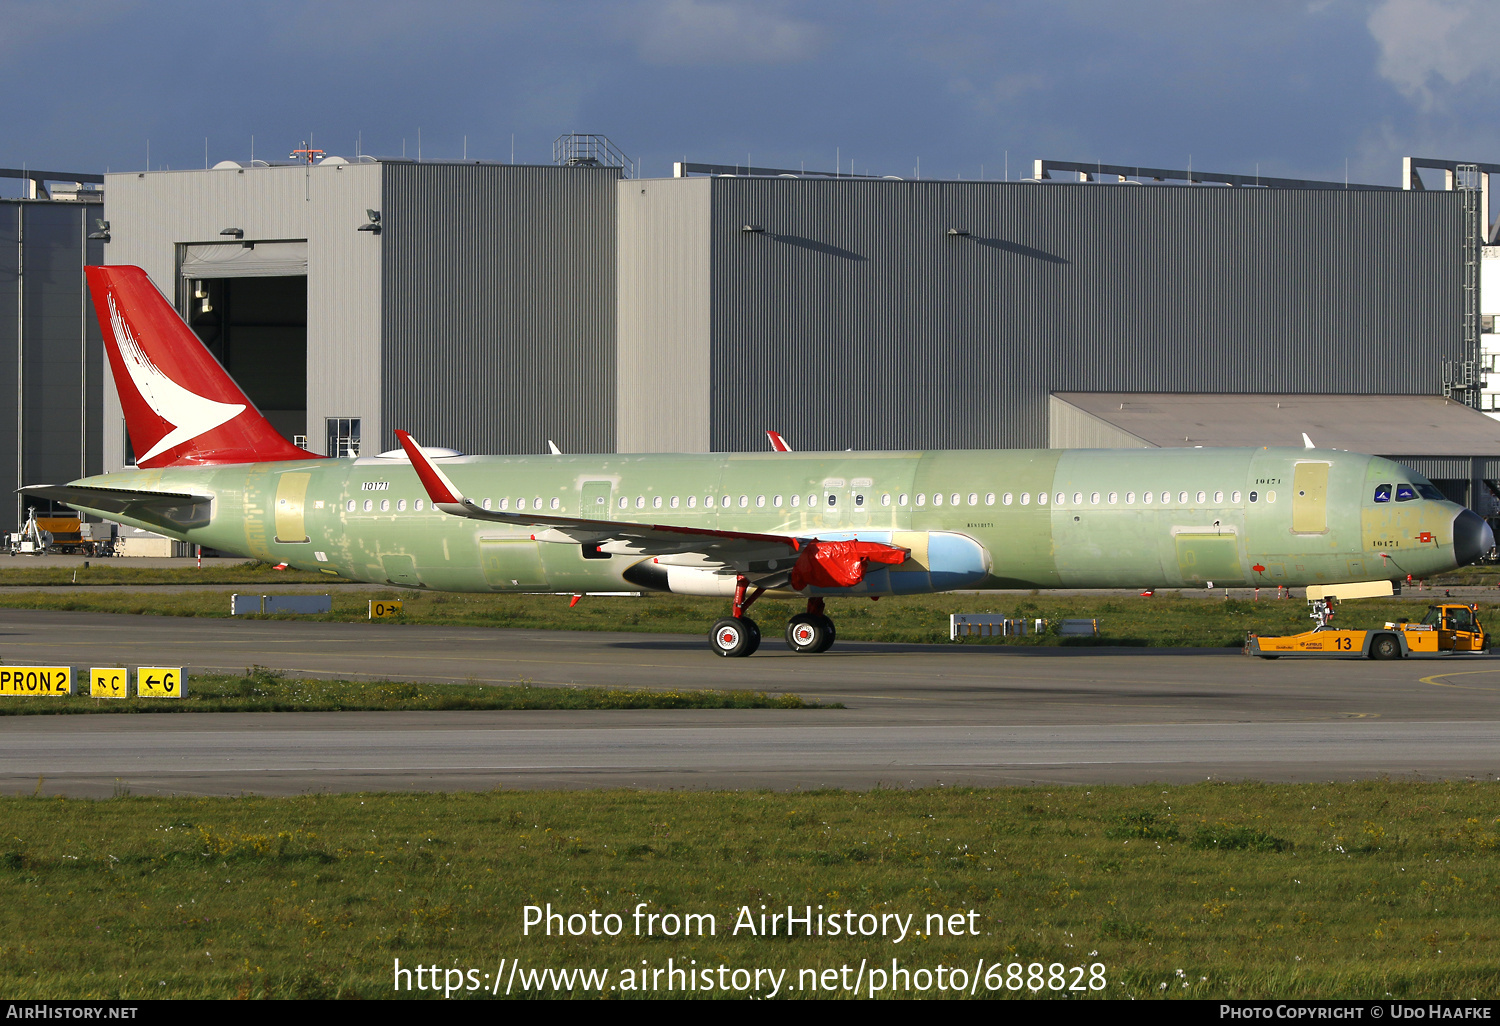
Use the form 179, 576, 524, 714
21, 266, 1493, 657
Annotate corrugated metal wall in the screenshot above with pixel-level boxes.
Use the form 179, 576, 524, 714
0, 200, 104, 531
381, 163, 619, 457
706, 179, 1464, 452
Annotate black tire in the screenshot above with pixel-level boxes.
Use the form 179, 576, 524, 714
743, 618, 761, 656
812, 614, 836, 653
710, 617, 757, 657
786, 613, 826, 653
1369, 633, 1401, 660
1258, 654, 1280, 660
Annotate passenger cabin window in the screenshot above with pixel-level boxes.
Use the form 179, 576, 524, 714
827, 494, 837, 507
1037, 492, 1048, 505
855, 494, 864, 507
916, 494, 926, 506
1374, 484, 1392, 503
1002, 493, 1013, 505
415, 499, 424, 511
1395, 484, 1417, 502
1019, 493, 1030, 505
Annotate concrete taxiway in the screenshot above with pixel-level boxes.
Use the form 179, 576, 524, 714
0, 609, 1496, 794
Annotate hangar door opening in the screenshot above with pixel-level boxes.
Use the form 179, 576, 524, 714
178, 242, 307, 447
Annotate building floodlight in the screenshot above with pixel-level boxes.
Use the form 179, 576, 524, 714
219, 227, 244, 238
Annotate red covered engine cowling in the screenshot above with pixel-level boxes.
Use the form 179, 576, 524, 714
790, 539, 909, 590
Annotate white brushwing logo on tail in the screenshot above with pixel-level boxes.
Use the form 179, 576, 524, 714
108, 293, 245, 463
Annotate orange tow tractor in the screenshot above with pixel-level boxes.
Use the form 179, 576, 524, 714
1245, 581, 1488, 660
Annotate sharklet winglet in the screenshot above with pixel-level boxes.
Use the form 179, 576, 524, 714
395, 430, 464, 505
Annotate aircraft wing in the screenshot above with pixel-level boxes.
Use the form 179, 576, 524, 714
18, 483, 213, 530
394, 431, 801, 579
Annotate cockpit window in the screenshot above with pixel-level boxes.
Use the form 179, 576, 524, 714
1373, 484, 1392, 503
1417, 483, 1445, 501
1395, 484, 1417, 502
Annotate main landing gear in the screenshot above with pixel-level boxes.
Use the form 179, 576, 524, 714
785, 596, 835, 654
708, 579, 836, 657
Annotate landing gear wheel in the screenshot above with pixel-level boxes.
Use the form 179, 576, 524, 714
711, 617, 759, 657
813, 614, 836, 652
786, 613, 837, 653
1369, 633, 1400, 660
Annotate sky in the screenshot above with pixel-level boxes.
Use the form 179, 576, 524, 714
2, 0, 1498, 193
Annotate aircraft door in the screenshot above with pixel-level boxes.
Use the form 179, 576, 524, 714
274, 472, 311, 544
1291, 462, 1330, 534
581, 480, 612, 519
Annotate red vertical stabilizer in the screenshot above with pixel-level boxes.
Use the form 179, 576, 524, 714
87, 265, 320, 467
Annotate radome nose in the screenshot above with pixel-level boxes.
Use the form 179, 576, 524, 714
1452, 508, 1495, 567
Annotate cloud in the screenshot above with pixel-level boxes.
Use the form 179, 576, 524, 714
1367, 0, 1500, 108
634, 0, 822, 66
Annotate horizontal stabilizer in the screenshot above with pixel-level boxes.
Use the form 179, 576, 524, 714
19, 484, 212, 529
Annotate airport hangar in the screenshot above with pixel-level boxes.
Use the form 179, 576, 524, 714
13, 145, 1500, 531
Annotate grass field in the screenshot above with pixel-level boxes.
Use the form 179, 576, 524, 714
0, 666, 823, 715
0, 584, 1491, 648
0, 562, 334, 586
1, 782, 1495, 1000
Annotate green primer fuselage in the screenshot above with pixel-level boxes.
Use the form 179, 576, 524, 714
69, 446, 1465, 593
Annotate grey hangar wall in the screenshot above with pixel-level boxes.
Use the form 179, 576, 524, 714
103, 164, 1463, 468
616, 177, 1466, 453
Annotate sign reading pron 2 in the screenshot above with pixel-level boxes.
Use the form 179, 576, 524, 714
0, 667, 72, 696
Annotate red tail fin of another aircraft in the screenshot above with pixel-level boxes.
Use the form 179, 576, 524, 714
87, 265, 319, 467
